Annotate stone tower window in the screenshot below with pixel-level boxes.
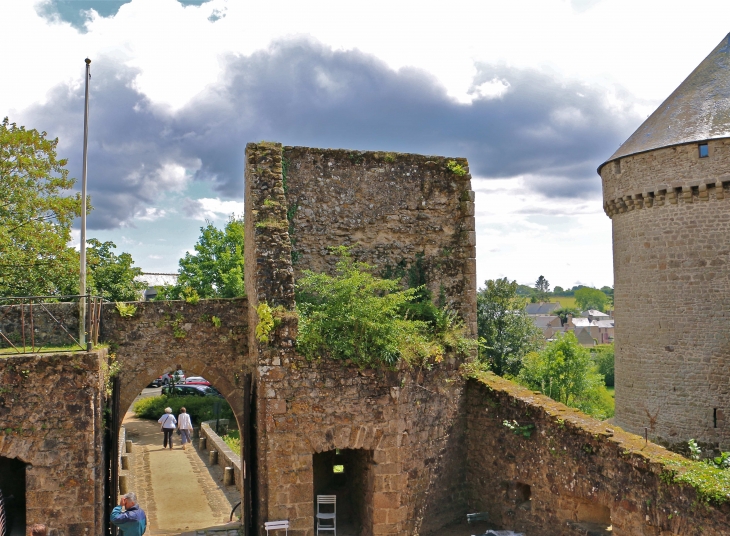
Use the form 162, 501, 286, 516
614, 160, 621, 174
699, 143, 709, 158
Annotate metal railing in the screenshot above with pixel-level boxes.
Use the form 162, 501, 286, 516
0, 295, 106, 354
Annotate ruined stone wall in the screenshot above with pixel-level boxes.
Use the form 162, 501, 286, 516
0, 302, 80, 349
0, 350, 106, 536
100, 299, 250, 428
283, 146, 477, 335
465, 374, 730, 536
600, 141, 730, 449
244, 143, 474, 536
256, 316, 468, 536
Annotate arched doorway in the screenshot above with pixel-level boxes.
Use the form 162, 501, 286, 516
0, 457, 28, 536
114, 367, 249, 535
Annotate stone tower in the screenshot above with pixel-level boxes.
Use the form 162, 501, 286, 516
599, 33, 730, 450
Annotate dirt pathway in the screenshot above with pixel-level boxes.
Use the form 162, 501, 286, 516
122, 411, 240, 535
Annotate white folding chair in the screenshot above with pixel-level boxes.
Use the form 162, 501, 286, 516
264, 520, 289, 535
316, 495, 336, 536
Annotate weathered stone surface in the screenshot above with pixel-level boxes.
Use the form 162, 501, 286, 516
600, 138, 730, 449
100, 298, 249, 425
0, 350, 106, 536
465, 374, 730, 536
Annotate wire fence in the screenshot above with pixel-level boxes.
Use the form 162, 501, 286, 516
0, 295, 106, 354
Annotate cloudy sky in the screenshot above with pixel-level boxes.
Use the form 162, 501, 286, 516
3, 0, 729, 290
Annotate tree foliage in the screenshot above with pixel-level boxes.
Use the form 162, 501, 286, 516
295, 247, 473, 368
574, 287, 609, 312
553, 306, 581, 326
173, 217, 245, 299
0, 118, 84, 296
518, 332, 614, 419
592, 343, 614, 387
476, 278, 542, 377
534, 275, 550, 301
87, 239, 147, 301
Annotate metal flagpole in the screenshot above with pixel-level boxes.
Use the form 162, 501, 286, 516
80, 58, 91, 349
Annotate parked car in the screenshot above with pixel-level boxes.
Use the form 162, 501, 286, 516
162, 384, 207, 397
185, 376, 211, 386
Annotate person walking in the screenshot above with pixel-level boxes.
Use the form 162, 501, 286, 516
158, 407, 177, 450
177, 407, 193, 450
110, 492, 147, 536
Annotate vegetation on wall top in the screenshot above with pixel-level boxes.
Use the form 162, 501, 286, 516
295, 246, 474, 368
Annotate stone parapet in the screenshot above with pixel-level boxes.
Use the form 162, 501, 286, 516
465, 373, 730, 536
200, 422, 242, 490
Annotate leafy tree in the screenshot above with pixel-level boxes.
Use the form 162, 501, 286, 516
600, 286, 614, 298
296, 247, 473, 368
574, 287, 608, 312
174, 216, 245, 298
87, 239, 147, 301
534, 275, 550, 301
518, 332, 613, 419
553, 285, 564, 293
553, 306, 581, 326
477, 278, 542, 377
0, 117, 84, 296
592, 343, 614, 387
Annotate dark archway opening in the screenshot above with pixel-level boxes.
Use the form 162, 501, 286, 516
0, 457, 27, 536
313, 449, 374, 536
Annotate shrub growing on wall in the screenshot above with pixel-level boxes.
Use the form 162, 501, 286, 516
295, 247, 473, 368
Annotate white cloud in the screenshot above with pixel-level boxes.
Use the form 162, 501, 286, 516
134, 207, 168, 221
472, 176, 613, 289
182, 197, 244, 221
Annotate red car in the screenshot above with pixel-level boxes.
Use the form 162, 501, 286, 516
185, 376, 211, 386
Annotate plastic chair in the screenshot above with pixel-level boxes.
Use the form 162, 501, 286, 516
316, 495, 336, 535
264, 520, 289, 535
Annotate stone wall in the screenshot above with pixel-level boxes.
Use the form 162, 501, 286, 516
244, 142, 475, 536
0, 350, 106, 536
100, 298, 250, 429
256, 319, 467, 536
600, 141, 730, 449
200, 422, 242, 490
0, 302, 81, 350
283, 146, 477, 336
465, 373, 730, 536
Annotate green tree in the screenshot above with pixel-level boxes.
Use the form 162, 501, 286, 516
477, 278, 542, 377
553, 306, 581, 326
592, 343, 614, 387
553, 285, 564, 293
87, 239, 147, 301
0, 118, 84, 296
175, 217, 245, 298
574, 287, 608, 312
518, 332, 613, 419
534, 275, 550, 301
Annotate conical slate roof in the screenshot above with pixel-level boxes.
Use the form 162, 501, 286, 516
601, 33, 730, 168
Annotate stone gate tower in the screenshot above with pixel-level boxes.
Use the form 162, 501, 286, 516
599, 33, 730, 450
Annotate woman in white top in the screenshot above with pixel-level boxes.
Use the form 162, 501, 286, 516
158, 407, 177, 450
177, 407, 193, 450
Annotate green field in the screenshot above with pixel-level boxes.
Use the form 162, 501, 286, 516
551, 297, 578, 309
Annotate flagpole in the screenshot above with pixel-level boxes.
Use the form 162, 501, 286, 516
80, 58, 91, 349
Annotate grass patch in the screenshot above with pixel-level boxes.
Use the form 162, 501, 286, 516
222, 429, 240, 453
0, 343, 86, 355
133, 395, 234, 423
554, 297, 578, 309
663, 458, 730, 505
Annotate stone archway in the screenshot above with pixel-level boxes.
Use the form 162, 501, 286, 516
101, 298, 251, 432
